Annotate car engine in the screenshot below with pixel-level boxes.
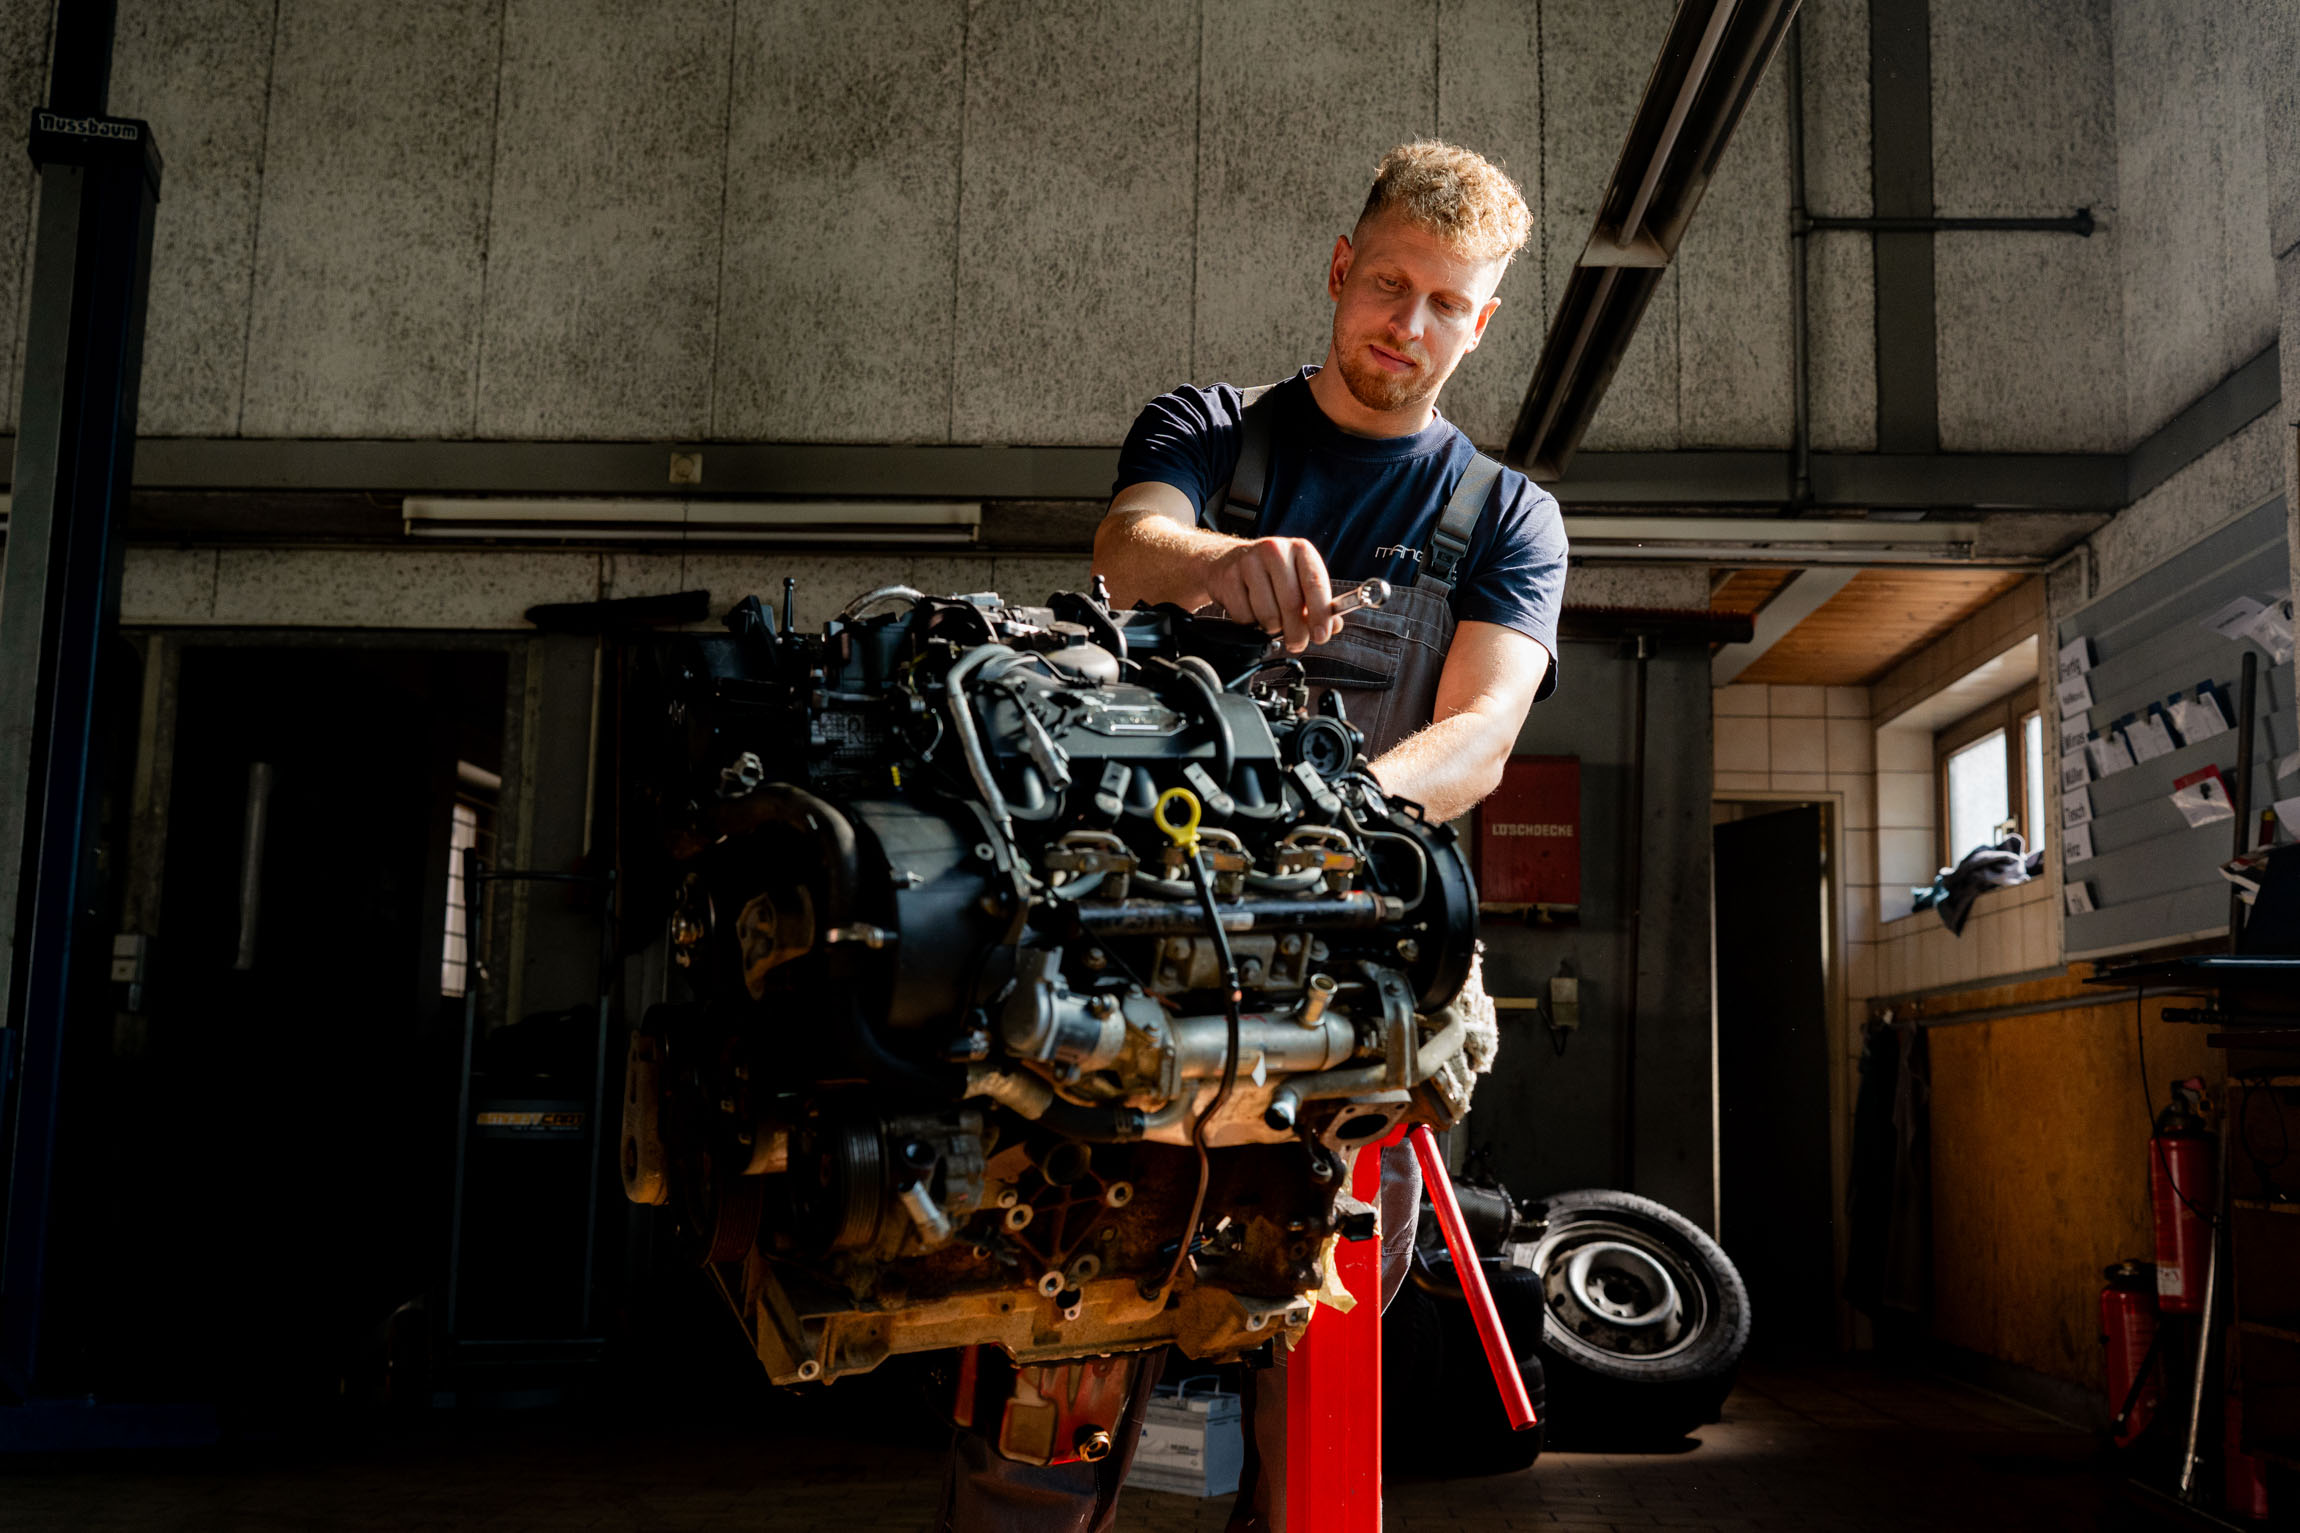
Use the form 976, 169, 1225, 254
618, 580, 1483, 1393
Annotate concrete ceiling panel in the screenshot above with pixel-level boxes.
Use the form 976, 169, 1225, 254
715, 0, 964, 444
1936, 230, 2126, 452
2112, 0, 2277, 443
1677, 63, 1793, 450
1192, 0, 1438, 391
109, 0, 275, 438
1806, 232, 1877, 452
951, 0, 1195, 447
1539, 0, 1679, 451
1929, 0, 2114, 218
1432, 0, 1545, 451
475, 0, 732, 440
237, 0, 501, 438
0, 0, 50, 438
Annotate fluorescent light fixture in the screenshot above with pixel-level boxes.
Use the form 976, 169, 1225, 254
1561, 515, 2011, 566
402, 497, 980, 545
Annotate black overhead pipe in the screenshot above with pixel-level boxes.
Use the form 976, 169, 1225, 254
1509, 0, 1803, 480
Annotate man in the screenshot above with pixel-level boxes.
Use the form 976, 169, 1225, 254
939, 140, 1565, 1533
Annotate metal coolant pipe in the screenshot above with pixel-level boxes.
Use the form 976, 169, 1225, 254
1074, 891, 1395, 934
1411, 1124, 1537, 1430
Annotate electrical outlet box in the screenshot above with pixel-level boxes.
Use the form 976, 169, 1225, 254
1547, 974, 1579, 1031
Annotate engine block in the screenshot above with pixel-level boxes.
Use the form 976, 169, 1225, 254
619, 583, 1482, 1385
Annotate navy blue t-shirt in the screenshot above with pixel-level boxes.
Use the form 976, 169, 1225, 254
1113, 367, 1566, 700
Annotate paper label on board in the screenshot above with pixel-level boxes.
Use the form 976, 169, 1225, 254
2171, 765, 2235, 827
2060, 714, 2090, 756
2057, 637, 2093, 683
2065, 881, 2095, 915
2063, 788, 2094, 829
2087, 732, 2135, 776
2057, 673, 2094, 717
2060, 750, 2090, 793
2125, 714, 2176, 762
2205, 596, 2268, 642
2241, 598, 2296, 665
2062, 822, 2094, 864
2170, 689, 2231, 743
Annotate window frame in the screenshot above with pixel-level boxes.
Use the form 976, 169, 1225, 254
1934, 693, 2044, 865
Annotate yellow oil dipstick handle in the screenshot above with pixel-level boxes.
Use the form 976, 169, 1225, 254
1153, 786, 1202, 853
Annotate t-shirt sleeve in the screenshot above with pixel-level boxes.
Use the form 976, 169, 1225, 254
1112, 384, 1241, 525
1455, 475, 1568, 703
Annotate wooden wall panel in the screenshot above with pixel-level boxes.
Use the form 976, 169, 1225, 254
1926, 976, 2220, 1386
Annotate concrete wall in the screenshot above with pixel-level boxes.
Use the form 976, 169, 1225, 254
1478, 636, 1717, 1230
1931, 0, 2125, 452
12, 0, 2300, 469
0, 0, 1828, 454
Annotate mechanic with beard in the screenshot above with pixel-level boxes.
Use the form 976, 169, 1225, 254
936, 141, 1566, 1533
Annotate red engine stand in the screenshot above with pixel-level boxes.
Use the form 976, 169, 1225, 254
1286, 1124, 1537, 1530
1284, 1129, 1393, 1533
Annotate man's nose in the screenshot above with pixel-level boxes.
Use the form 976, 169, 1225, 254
1385, 299, 1426, 343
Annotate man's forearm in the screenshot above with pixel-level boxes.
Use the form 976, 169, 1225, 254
1368, 710, 1513, 823
1093, 508, 1230, 610
1094, 501, 1344, 651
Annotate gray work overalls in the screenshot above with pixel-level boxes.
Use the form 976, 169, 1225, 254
936, 383, 1504, 1533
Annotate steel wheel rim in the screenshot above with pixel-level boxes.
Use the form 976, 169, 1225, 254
1531, 1217, 1712, 1364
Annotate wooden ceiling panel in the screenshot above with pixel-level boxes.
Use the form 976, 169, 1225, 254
1710, 567, 1796, 619
1732, 569, 2029, 686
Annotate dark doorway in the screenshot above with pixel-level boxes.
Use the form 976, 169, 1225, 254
1713, 804, 1834, 1354
64, 644, 508, 1414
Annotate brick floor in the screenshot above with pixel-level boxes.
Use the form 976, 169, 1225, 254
0, 1360, 2109, 1531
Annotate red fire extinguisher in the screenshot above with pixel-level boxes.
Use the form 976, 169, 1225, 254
2226, 1390, 2272, 1521
2150, 1079, 2215, 1316
2099, 1260, 2161, 1449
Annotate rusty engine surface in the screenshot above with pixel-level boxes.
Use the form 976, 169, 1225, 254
618, 582, 1481, 1387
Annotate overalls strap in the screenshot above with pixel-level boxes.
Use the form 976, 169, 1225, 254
1212, 383, 1278, 539
1424, 452, 1502, 589
1212, 381, 1504, 591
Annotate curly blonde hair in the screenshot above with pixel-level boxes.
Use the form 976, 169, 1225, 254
1356, 140, 1532, 266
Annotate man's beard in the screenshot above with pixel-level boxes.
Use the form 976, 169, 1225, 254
1332, 318, 1442, 415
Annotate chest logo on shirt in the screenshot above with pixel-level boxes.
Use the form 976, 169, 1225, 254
1372, 544, 1424, 564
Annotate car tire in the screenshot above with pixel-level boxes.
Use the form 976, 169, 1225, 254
1519, 1188, 1750, 1447
1431, 1266, 1548, 1476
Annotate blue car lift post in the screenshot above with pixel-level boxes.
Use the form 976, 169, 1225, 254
0, 0, 205, 1449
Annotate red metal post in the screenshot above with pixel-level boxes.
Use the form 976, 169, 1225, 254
1411, 1124, 1538, 1431
1286, 1133, 1388, 1532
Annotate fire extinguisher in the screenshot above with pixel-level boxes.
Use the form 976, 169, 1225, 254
2226, 1390, 2273, 1521
2150, 1079, 2215, 1316
2099, 1260, 2162, 1449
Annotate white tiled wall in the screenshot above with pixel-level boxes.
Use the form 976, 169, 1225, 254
1713, 682, 1876, 1027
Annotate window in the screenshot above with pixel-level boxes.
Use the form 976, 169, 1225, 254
1936, 697, 2047, 865
2023, 712, 2045, 856
1944, 730, 2008, 862
441, 765, 499, 998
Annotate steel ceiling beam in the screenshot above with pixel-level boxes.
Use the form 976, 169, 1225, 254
1506, 0, 1803, 479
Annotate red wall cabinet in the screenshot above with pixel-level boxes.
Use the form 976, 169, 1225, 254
1477, 755, 1581, 914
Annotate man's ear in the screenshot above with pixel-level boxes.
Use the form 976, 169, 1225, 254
1327, 234, 1354, 300
1467, 295, 1502, 351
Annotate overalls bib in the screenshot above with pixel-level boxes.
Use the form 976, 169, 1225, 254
1212, 381, 1504, 763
